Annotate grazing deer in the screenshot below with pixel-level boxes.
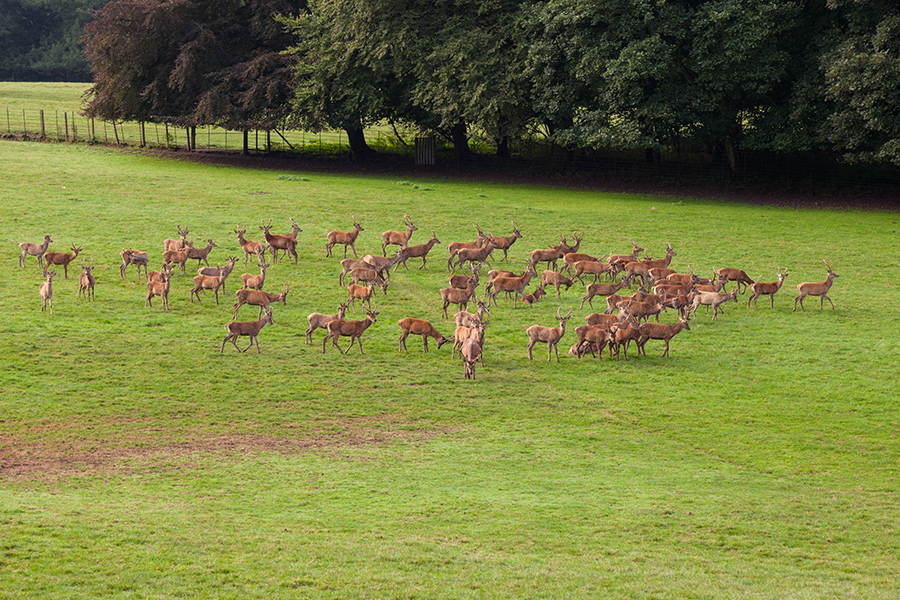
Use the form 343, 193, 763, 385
260, 219, 298, 265
162, 248, 190, 274
120, 248, 149, 279
580, 280, 627, 310
39, 268, 56, 314
190, 258, 236, 304
381, 214, 417, 256
460, 320, 488, 379
749, 268, 788, 309
716, 267, 755, 293
221, 306, 275, 354
305, 302, 349, 344
325, 217, 364, 258
347, 282, 377, 312
491, 222, 523, 261
526, 307, 572, 362
637, 318, 691, 358
240, 259, 269, 291
186, 238, 217, 268
163, 225, 190, 253
608, 238, 644, 267
793, 261, 839, 312
19, 234, 52, 268
323, 308, 378, 354
487, 263, 537, 308
145, 268, 172, 310
689, 288, 739, 320
78, 260, 95, 301
233, 284, 289, 319
451, 237, 495, 273
446, 225, 488, 272
396, 231, 441, 270
398, 317, 451, 352
540, 270, 574, 299
440, 276, 479, 318
43, 244, 81, 279
235, 225, 267, 266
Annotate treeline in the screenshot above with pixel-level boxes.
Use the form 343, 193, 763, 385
74, 0, 900, 171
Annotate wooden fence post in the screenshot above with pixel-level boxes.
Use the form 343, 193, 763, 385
40, 110, 45, 139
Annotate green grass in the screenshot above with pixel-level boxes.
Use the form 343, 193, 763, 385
1, 139, 899, 598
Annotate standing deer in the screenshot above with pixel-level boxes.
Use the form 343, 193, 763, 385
487, 263, 537, 308
121, 248, 149, 279
793, 261, 839, 311
446, 225, 487, 272
235, 225, 267, 266
39, 268, 56, 314
363, 252, 403, 282
305, 302, 349, 344
198, 256, 239, 293
78, 260, 95, 301
163, 225, 190, 252
573, 324, 616, 359
439, 276, 479, 318
260, 219, 298, 265
325, 217, 364, 258
528, 239, 566, 272
395, 231, 441, 270
540, 270, 574, 299
145, 268, 172, 311
381, 214, 417, 256
449, 262, 481, 290
190, 258, 236, 305
491, 222, 523, 261
460, 320, 488, 379
398, 317, 451, 352
186, 238, 217, 268
19, 234, 52, 268
451, 237, 495, 273
233, 284, 289, 319
608, 238, 644, 267
162, 248, 190, 274
43, 244, 81, 279
347, 282, 378, 312
240, 259, 269, 290
748, 268, 788, 309
526, 307, 573, 362
716, 267, 755, 294
580, 280, 627, 310
323, 308, 378, 354
572, 260, 613, 284
689, 288, 738, 321
636, 319, 691, 358
221, 307, 275, 354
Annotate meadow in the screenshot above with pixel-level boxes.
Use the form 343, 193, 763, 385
1, 138, 899, 599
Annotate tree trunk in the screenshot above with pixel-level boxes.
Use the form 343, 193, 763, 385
496, 136, 510, 159
242, 129, 249, 155
451, 121, 470, 162
345, 126, 375, 161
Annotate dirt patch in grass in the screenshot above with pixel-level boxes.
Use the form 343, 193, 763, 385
0, 415, 457, 483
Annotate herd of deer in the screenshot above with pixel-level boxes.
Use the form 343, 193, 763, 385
18, 217, 840, 374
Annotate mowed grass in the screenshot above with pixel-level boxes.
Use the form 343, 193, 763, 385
1, 139, 899, 599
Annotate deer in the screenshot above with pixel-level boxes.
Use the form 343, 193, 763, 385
235, 225, 267, 266
440, 276, 479, 318
666, 271, 700, 287
349, 267, 388, 294
39, 268, 56, 314
648, 266, 678, 284
490, 222, 523, 261
636, 318, 691, 358
190, 258, 236, 305
689, 288, 739, 320
259, 219, 299, 265
240, 259, 269, 291
186, 238, 217, 269
221, 306, 275, 354
486, 263, 536, 308
233, 284, 289, 319
43, 244, 81, 279
528, 239, 566, 271
540, 270, 574, 299
608, 238, 644, 267
446, 224, 488, 271
563, 251, 599, 274
323, 308, 378, 354
572, 260, 614, 285
198, 256, 239, 293
526, 307, 573, 362
363, 252, 403, 282
162, 247, 190, 274
398, 317, 451, 352
580, 280, 627, 310
454, 300, 490, 329
305, 302, 350, 345
793, 261, 839, 311
145, 268, 172, 311
521, 283, 547, 307
19, 234, 52, 268
396, 231, 441, 270
715, 267, 755, 293
325, 217, 364, 259
460, 320, 488, 379
78, 260, 95, 301
620, 298, 668, 324
381, 214, 417, 256
451, 236, 495, 273
748, 268, 788, 309
163, 225, 190, 253
611, 319, 642, 361
149, 263, 175, 284
347, 283, 378, 312
339, 258, 370, 286
641, 242, 676, 270
449, 262, 481, 290
120, 248, 149, 279
573, 324, 616, 359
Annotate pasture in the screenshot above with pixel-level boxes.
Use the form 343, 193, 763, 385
1, 139, 899, 598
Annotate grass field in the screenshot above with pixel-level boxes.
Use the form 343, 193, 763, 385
1, 138, 899, 598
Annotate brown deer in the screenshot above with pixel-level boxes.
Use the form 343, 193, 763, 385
526, 307, 572, 362
163, 225, 190, 253
451, 236, 495, 273
43, 244, 81, 279
398, 317, 451, 352
454, 300, 490, 329
381, 214, 417, 256
620, 298, 668, 324
240, 259, 269, 291
563, 251, 599, 274
716, 267, 755, 293
325, 217, 364, 259
260, 219, 299, 265
460, 320, 488, 379
233, 284, 289, 319
363, 252, 403, 282
235, 225, 267, 266
607, 238, 643, 267
162, 248, 190, 274
572, 260, 613, 284
347, 283, 377, 312
19, 234, 52, 268
305, 302, 349, 345
78, 260, 95, 301
491, 222, 523, 261
221, 306, 275, 354
449, 262, 481, 290
349, 267, 388, 293
793, 261, 839, 311
573, 324, 616, 359
190, 259, 236, 305
120, 248, 149, 279
198, 256, 239, 293
540, 270, 574, 299
149, 263, 175, 284
440, 276, 479, 318
446, 225, 488, 272
580, 280, 627, 310
528, 239, 566, 271
39, 268, 56, 314
521, 284, 547, 307
749, 268, 788, 309
637, 319, 691, 358
641, 242, 676, 270
186, 238, 217, 268
611, 320, 642, 361
339, 258, 370, 286
487, 263, 537, 308
145, 268, 172, 311
396, 231, 441, 270
323, 308, 378, 354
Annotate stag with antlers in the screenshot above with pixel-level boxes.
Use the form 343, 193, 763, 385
793, 261, 839, 311
323, 308, 378, 354
43, 243, 81, 279
491, 222, 523, 261
748, 268, 788, 309
381, 214, 417, 256
221, 307, 275, 354
260, 219, 298, 265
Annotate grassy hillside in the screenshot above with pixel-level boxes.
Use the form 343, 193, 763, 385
1, 139, 898, 598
